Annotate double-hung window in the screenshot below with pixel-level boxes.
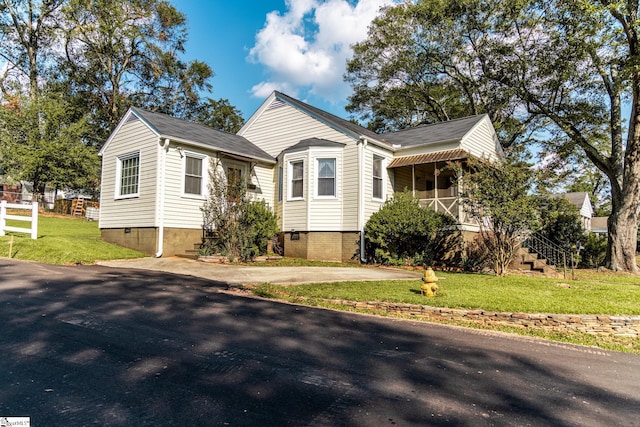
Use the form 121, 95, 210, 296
373, 155, 384, 200
117, 152, 140, 198
290, 160, 304, 199
184, 154, 205, 196
317, 158, 336, 197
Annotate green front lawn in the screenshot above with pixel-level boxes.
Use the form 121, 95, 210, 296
253, 272, 640, 315
0, 214, 144, 264
252, 271, 640, 353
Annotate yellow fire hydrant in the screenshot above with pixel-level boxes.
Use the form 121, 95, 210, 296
420, 267, 439, 297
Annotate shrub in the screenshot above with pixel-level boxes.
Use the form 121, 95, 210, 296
201, 162, 279, 262
536, 196, 586, 252
580, 233, 607, 268
364, 191, 460, 266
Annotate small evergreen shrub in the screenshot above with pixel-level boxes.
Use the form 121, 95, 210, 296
579, 233, 607, 268
364, 191, 460, 266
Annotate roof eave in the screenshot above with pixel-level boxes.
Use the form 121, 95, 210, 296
394, 138, 462, 153
158, 134, 276, 165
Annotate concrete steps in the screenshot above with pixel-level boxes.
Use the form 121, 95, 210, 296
512, 247, 557, 274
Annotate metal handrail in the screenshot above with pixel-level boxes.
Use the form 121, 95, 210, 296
522, 232, 569, 278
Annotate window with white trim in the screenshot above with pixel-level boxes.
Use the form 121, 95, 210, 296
184, 154, 205, 196
290, 160, 304, 199
373, 155, 384, 200
317, 158, 336, 197
117, 152, 140, 197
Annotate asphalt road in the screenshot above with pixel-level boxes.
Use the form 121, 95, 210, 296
1, 259, 639, 426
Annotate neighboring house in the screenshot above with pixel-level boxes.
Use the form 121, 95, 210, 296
0, 180, 56, 206
591, 217, 608, 236
0, 183, 21, 203
554, 192, 594, 231
99, 91, 503, 261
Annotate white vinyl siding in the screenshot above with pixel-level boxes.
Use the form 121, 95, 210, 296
240, 102, 356, 157
99, 118, 158, 229
308, 150, 342, 231
241, 101, 361, 231
250, 163, 274, 206
460, 116, 502, 161
160, 145, 207, 229
364, 146, 393, 221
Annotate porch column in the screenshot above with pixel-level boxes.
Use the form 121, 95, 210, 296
412, 164, 416, 197
434, 164, 439, 211
457, 172, 463, 224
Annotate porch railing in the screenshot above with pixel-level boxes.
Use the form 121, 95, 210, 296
419, 197, 478, 226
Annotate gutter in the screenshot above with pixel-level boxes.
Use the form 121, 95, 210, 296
155, 138, 170, 257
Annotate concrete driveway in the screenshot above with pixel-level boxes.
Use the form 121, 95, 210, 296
97, 256, 422, 286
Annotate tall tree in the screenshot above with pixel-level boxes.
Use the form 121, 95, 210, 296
193, 98, 245, 134
59, 0, 214, 143
0, 0, 64, 99
346, 0, 640, 272
0, 90, 99, 200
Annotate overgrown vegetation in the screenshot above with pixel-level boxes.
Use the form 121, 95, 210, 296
458, 158, 540, 275
364, 191, 461, 266
536, 196, 585, 252
0, 214, 143, 264
200, 161, 279, 262
580, 233, 608, 268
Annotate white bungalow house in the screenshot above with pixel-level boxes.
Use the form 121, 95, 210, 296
99, 91, 503, 261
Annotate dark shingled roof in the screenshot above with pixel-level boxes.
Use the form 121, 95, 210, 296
380, 115, 488, 148
274, 91, 384, 144
132, 107, 275, 164
283, 138, 346, 153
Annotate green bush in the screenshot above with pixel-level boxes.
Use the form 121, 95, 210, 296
364, 191, 460, 266
536, 196, 586, 252
580, 233, 607, 268
241, 199, 279, 257
201, 164, 279, 262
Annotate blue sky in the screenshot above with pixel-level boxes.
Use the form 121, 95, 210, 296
172, 0, 396, 121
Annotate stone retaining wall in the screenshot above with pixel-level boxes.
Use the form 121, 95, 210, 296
323, 299, 640, 337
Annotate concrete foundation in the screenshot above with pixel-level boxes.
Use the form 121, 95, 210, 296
101, 227, 202, 257
282, 231, 361, 263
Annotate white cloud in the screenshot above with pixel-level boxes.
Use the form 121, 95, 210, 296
248, 0, 396, 103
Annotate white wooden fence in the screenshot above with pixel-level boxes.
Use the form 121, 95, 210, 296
0, 200, 38, 239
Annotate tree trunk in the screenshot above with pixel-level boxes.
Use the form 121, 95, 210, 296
607, 190, 639, 272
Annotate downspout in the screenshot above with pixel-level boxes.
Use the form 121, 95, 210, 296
358, 137, 368, 262
155, 138, 170, 257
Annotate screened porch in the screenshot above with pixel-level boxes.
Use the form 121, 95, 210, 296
388, 149, 477, 227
